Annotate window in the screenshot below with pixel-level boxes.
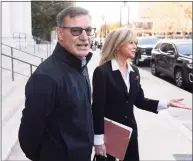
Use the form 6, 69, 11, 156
167, 44, 175, 52
160, 43, 168, 52
176, 43, 192, 56
154, 42, 161, 50
160, 43, 175, 53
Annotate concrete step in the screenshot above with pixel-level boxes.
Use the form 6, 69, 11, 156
2, 75, 27, 125
2, 69, 28, 100
2, 52, 39, 80
1, 39, 52, 161
2, 48, 43, 66
2, 104, 25, 161
6, 141, 29, 161
2, 41, 53, 59
2, 43, 47, 61
2, 75, 28, 160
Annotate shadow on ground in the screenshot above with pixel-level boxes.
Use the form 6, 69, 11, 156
173, 154, 192, 161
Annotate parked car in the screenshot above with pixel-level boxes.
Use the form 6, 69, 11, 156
133, 36, 159, 66
151, 39, 193, 89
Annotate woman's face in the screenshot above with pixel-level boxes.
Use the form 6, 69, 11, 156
118, 41, 137, 59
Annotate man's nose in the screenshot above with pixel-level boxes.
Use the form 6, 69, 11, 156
79, 30, 88, 40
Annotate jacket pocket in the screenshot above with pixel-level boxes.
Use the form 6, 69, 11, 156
39, 133, 68, 161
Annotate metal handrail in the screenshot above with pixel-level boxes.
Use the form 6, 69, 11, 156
12, 32, 27, 49
3, 33, 53, 56
2, 53, 38, 81
2, 43, 45, 61
1, 41, 50, 81
2, 67, 29, 78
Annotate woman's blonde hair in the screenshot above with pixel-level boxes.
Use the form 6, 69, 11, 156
99, 27, 137, 66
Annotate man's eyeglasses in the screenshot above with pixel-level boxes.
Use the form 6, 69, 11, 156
61, 26, 96, 36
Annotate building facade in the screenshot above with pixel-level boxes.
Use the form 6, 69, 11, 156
2, 1, 32, 38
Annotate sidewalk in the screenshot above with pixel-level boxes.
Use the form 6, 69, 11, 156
136, 108, 192, 160
6, 50, 192, 161
8, 110, 192, 161
135, 68, 192, 161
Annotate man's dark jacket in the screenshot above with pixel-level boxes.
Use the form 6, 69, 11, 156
18, 43, 94, 161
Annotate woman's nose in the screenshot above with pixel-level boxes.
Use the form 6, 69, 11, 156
133, 44, 137, 49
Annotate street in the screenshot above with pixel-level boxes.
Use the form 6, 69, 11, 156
7, 49, 192, 161
141, 65, 193, 94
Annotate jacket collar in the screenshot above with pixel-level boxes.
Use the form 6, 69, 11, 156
53, 42, 92, 71
111, 58, 134, 73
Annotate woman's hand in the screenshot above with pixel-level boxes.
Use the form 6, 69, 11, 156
168, 98, 191, 110
94, 144, 107, 157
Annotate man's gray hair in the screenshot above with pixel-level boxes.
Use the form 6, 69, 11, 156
56, 6, 90, 27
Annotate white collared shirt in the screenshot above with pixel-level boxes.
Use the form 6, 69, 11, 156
111, 58, 134, 92
94, 58, 168, 145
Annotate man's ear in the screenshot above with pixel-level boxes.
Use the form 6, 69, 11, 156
56, 27, 63, 40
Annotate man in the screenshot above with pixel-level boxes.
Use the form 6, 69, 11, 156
19, 6, 96, 161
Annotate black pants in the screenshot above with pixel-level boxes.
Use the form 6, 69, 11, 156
95, 131, 139, 161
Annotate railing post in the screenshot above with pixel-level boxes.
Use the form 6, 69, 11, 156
47, 43, 48, 58
19, 33, 21, 49
25, 33, 26, 48
11, 47, 14, 81
38, 43, 40, 52
30, 64, 33, 76
34, 43, 35, 54
50, 41, 52, 55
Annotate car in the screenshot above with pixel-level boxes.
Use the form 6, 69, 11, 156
133, 36, 159, 66
151, 39, 193, 89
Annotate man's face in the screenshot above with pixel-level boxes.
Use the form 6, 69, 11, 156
56, 15, 94, 57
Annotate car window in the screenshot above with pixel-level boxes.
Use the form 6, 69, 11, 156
176, 43, 192, 56
167, 44, 175, 53
160, 43, 175, 53
154, 42, 161, 50
160, 43, 168, 52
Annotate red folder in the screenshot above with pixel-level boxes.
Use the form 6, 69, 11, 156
104, 118, 133, 160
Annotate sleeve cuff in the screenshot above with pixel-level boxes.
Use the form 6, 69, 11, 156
94, 134, 104, 145
157, 100, 169, 111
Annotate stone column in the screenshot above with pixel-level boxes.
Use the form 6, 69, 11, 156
2, 2, 12, 37
22, 1, 32, 36
2, 1, 32, 37
12, 1, 33, 46
10, 2, 24, 34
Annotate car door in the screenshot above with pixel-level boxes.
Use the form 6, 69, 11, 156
164, 43, 176, 77
151, 42, 162, 71
158, 43, 169, 73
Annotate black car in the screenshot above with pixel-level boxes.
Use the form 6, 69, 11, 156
133, 36, 159, 66
151, 39, 193, 89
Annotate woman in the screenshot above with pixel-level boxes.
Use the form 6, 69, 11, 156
92, 27, 189, 161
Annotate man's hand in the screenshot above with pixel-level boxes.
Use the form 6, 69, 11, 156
94, 144, 107, 157
168, 98, 191, 110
